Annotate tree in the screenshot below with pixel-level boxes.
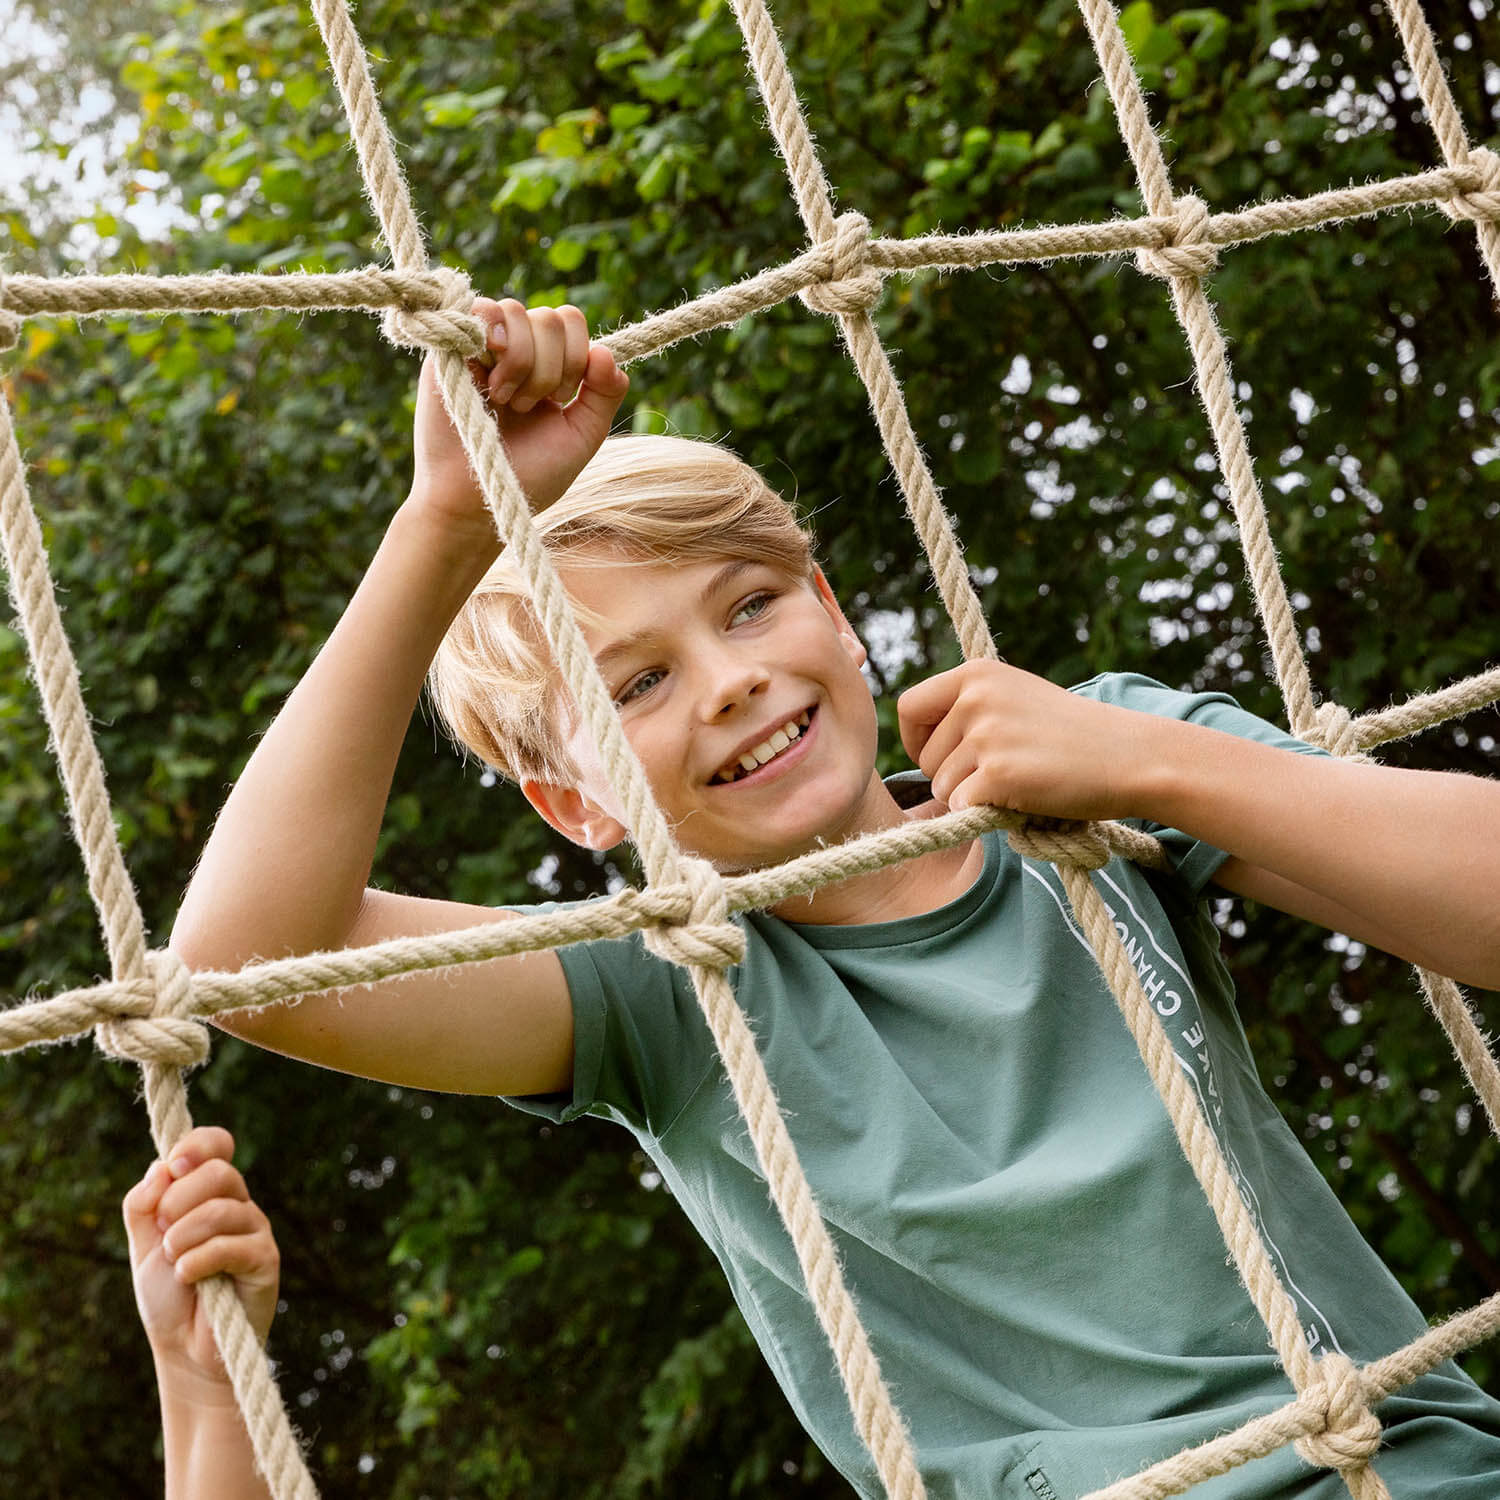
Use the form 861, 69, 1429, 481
2, 0, 1497, 1493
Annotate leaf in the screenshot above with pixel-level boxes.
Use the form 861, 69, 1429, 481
1118, 0, 1156, 61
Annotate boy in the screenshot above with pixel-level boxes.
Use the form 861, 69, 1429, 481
174, 298, 1500, 1497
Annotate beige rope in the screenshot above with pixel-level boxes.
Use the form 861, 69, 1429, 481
3, 0, 1499, 1495
730, 0, 996, 671
5, 160, 1498, 360
1, 265, 472, 321
0, 376, 315, 1498
1077, 0, 1321, 739
3, 807, 1172, 1059
1383, 0, 1500, 295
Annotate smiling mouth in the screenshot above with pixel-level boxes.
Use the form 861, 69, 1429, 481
713, 709, 814, 784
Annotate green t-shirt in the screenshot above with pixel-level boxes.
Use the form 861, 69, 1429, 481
511, 673, 1500, 1498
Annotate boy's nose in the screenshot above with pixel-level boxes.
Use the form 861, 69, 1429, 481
700, 651, 771, 721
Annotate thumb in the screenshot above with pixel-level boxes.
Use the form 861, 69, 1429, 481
562, 345, 629, 444
122, 1160, 169, 1269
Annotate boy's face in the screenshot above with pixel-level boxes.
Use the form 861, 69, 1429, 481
524, 550, 899, 872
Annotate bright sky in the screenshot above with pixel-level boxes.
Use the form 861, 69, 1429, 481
0, 0, 172, 259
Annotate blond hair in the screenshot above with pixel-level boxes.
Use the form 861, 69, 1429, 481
428, 434, 816, 784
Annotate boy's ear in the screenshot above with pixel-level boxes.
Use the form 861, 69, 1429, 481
811, 567, 868, 670
521, 780, 629, 852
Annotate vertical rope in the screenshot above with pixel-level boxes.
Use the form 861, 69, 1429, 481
1, 360, 317, 1498
1417, 968, 1500, 1139
308, 0, 428, 269
1383, 0, 1500, 294
730, 0, 997, 664
690, 964, 926, 1498
1057, 868, 1316, 1386
306, 3, 928, 1490
0, 388, 147, 981
1075, 0, 1319, 736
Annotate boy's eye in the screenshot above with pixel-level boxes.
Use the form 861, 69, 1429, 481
617, 669, 665, 705
731, 591, 775, 626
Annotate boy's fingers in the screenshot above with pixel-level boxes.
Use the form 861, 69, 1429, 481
157, 1157, 251, 1235
913, 712, 969, 787
163, 1196, 268, 1268
172, 1229, 280, 1291
564, 347, 630, 439
164, 1124, 236, 1181
511, 306, 565, 411
486, 299, 533, 405
557, 305, 590, 402
897, 672, 960, 761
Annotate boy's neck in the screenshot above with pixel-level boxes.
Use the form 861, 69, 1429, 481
763, 785, 985, 927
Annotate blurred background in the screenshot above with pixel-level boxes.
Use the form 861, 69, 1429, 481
2, 0, 1498, 1493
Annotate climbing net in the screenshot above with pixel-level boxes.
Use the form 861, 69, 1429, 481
3, 0, 1500, 1495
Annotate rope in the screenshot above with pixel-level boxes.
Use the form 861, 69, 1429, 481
0, 384, 316, 1496
2, 0, 1499, 1496
3, 160, 1498, 357
1382, 0, 1500, 295
730, 0, 997, 670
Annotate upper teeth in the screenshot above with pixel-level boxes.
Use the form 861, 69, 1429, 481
719, 714, 809, 782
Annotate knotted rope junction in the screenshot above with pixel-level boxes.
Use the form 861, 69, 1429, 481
3, 0, 1500, 1496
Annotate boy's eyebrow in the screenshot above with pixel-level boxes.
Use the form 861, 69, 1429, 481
592, 559, 759, 675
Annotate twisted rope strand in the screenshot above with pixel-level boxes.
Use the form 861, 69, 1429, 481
689, 962, 927, 1499
1416, 968, 1500, 1140
1057, 868, 1316, 1383
1078, 0, 1320, 736
1350, 663, 1500, 748
1, 386, 317, 1497
428, 350, 684, 885
731, 0, 996, 665
1384, 0, 1500, 294
7, 160, 1499, 359
0, 391, 147, 982
2, 807, 1175, 1060
309, 0, 426, 269
1083, 1291, 1500, 1500
1, 266, 469, 320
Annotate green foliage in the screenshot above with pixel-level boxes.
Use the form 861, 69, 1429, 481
2, 0, 1499, 1492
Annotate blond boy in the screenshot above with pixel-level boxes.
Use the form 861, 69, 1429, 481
169, 300, 1500, 1497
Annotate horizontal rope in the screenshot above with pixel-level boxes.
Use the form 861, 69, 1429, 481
1080, 1289, 1500, 1500
0, 265, 474, 322
1350, 662, 1500, 748
3, 161, 1497, 368
1, 807, 1169, 1054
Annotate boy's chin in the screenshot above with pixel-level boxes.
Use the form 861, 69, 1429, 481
689, 784, 896, 875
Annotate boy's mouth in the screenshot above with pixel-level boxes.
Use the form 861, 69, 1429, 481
712, 709, 814, 784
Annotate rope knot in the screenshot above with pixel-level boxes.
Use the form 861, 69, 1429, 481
1303, 700, 1371, 760
1442, 146, 1500, 223
641, 858, 746, 970
1135, 193, 1217, 281
381, 266, 486, 356
96, 949, 210, 1070
1294, 1353, 1383, 1475
801, 212, 883, 317
1007, 817, 1111, 870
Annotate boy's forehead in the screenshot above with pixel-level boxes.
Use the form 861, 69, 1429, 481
562, 553, 807, 644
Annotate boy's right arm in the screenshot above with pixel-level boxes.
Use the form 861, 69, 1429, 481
171, 301, 629, 1096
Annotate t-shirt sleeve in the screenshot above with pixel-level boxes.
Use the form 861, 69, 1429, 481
1069, 671, 1330, 896
503, 926, 721, 1138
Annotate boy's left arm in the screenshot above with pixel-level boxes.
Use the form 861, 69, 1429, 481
899, 661, 1500, 990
